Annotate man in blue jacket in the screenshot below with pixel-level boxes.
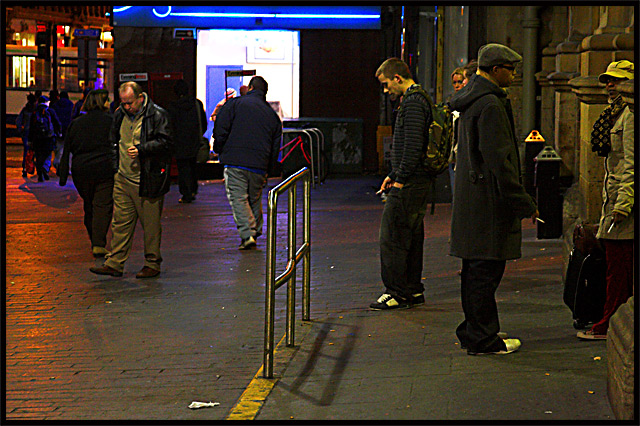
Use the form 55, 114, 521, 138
213, 76, 282, 250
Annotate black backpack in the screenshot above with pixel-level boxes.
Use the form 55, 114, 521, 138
32, 109, 55, 140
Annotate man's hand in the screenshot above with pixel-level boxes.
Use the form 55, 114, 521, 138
531, 209, 540, 225
127, 146, 139, 159
612, 211, 627, 224
380, 176, 394, 193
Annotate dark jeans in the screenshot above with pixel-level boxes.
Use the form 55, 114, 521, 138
34, 145, 53, 178
456, 259, 507, 352
21, 137, 29, 171
379, 176, 432, 299
176, 157, 198, 200
74, 175, 115, 249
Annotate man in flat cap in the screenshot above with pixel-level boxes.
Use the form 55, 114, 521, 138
448, 43, 538, 355
577, 60, 634, 340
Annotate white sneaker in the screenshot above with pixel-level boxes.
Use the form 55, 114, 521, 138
239, 236, 257, 250
468, 338, 521, 355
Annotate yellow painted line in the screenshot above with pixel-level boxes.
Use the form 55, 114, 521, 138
225, 323, 314, 420
225, 335, 286, 420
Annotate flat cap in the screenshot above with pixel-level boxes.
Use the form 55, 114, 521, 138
478, 43, 522, 67
598, 60, 634, 83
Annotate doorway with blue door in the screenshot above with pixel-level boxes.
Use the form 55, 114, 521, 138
196, 28, 300, 142
204, 65, 243, 141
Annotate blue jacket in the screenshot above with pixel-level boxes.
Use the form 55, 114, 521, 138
213, 89, 282, 173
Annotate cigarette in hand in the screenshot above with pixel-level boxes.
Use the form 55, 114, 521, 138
536, 217, 545, 223
376, 189, 384, 195
607, 221, 615, 233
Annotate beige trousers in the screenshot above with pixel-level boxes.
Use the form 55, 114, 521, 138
104, 173, 164, 272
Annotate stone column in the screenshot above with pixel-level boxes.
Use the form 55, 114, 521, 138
547, 6, 595, 179
535, 6, 569, 151
569, 76, 607, 223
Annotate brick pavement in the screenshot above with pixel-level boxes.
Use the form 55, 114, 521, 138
4, 145, 614, 421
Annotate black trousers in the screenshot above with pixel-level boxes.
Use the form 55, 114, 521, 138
176, 157, 198, 200
34, 144, 52, 178
74, 175, 114, 249
379, 176, 432, 299
456, 259, 507, 352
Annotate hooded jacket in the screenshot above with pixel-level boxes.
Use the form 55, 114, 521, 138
167, 95, 207, 159
213, 89, 282, 173
109, 94, 173, 198
448, 73, 536, 260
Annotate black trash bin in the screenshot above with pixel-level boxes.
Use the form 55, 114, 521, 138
534, 146, 563, 239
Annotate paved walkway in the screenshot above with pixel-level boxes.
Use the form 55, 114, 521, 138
4, 144, 614, 421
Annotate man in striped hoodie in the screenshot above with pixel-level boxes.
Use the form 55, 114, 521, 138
371, 58, 433, 310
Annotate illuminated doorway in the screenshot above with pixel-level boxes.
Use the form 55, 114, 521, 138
196, 29, 300, 139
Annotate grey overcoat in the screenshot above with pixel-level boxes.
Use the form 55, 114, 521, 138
448, 74, 536, 260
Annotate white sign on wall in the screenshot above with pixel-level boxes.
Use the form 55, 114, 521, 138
119, 73, 149, 82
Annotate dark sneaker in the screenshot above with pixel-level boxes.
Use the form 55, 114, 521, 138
90, 264, 123, 277
468, 338, 521, 355
369, 293, 410, 310
410, 293, 425, 306
239, 236, 257, 250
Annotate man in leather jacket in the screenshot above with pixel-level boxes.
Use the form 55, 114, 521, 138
90, 81, 173, 279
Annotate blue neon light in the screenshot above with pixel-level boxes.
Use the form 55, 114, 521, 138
152, 6, 172, 18
112, 6, 381, 30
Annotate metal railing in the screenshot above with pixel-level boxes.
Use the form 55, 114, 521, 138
263, 167, 311, 378
281, 128, 325, 188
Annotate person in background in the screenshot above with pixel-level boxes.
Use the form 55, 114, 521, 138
58, 90, 115, 258
448, 67, 466, 195
51, 91, 75, 171
167, 80, 207, 204
71, 87, 91, 120
449, 44, 538, 355
239, 85, 249, 96
210, 88, 237, 122
462, 60, 478, 86
90, 81, 173, 278
577, 60, 634, 340
48, 90, 60, 106
213, 76, 282, 250
15, 93, 37, 177
28, 96, 61, 182
370, 58, 434, 310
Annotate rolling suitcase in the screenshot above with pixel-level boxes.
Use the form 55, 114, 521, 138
563, 223, 607, 329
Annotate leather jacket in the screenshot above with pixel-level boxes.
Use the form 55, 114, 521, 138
109, 95, 173, 198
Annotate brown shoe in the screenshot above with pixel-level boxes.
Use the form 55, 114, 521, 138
136, 266, 160, 279
90, 264, 123, 277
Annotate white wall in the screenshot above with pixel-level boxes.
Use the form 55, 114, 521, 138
196, 29, 299, 118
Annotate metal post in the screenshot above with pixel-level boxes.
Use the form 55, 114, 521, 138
263, 190, 278, 379
302, 175, 311, 321
51, 23, 57, 92
286, 184, 297, 347
262, 168, 311, 378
